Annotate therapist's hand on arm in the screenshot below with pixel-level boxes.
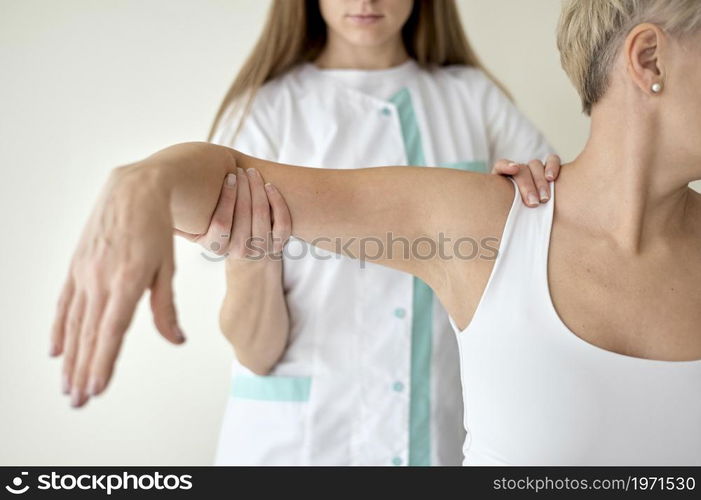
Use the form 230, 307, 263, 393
183, 167, 291, 375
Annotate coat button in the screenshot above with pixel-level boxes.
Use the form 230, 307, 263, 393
392, 456, 403, 466
394, 308, 406, 318
380, 107, 392, 116
393, 381, 404, 392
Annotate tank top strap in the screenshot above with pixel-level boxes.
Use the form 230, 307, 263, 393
490, 178, 555, 292
454, 178, 556, 335
501, 176, 554, 264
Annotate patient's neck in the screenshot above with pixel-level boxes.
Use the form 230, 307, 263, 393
558, 104, 698, 254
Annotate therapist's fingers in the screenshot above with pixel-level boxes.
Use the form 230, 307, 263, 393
544, 154, 561, 182
508, 163, 541, 207
50, 276, 75, 357
200, 172, 238, 255
69, 290, 107, 407
61, 290, 86, 395
527, 159, 551, 203
173, 229, 198, 242
265, 183, 292, 256
491, 158, 522, 176
230, 168, 252, 259
492, 159, 540, 206
247, 168, 272, 257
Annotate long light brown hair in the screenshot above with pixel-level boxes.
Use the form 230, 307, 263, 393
208, 0, 504, 140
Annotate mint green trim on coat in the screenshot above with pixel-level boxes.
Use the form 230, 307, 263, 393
389, 87, 432, 466
408, 279, 434, 466
438, 160, 489, 173
389, 88, 426, 166
231, 375, 312, 402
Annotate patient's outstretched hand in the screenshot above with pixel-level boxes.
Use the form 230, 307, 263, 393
50, 165, 185, 408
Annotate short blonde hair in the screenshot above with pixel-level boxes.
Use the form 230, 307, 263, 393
557, 0, 701, 115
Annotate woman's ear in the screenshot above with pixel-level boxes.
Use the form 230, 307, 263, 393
625, 23, 666, 96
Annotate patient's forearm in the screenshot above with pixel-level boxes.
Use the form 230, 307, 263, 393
116, 141, 413, 251
116, 142, 238, 235
233, 152, 436, 246
121, 142, 504, 281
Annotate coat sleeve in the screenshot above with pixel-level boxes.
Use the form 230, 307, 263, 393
472, 69, 556, 165
209, 89, 280, 162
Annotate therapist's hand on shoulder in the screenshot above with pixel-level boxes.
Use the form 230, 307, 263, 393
491, 154, 561, 207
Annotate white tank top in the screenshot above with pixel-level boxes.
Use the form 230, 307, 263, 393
451, 180, 701, 465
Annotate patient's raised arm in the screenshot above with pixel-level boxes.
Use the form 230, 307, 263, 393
50, 141, 514, 408
232, 151, 513, 280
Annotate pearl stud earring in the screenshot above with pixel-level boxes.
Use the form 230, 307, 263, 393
651, 82, 662, 93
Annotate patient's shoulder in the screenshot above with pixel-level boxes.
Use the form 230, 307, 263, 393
688, 186, 701, 224
433, 169, 517, 238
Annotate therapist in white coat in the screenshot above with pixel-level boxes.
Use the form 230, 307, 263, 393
207, 0, 556, 466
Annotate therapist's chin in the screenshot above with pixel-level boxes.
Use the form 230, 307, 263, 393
339, 29, 399, 49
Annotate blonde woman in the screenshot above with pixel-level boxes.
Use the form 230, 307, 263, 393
196, 0, 555, 465
51, 0, 701, 465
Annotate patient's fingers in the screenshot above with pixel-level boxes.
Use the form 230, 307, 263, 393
230, 168, 252, 259
62, 290, 86, 395
50, 276, 75, 357
149, 257, 184, 345
70, 290, 107, 407
88, 287, 141, 396
265, 183, 291, 256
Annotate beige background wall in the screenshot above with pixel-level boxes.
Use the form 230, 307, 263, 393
0, 0, 696, 465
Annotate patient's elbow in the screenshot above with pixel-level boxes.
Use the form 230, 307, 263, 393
220, 324, 279, 376
232, 343, 277, 375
